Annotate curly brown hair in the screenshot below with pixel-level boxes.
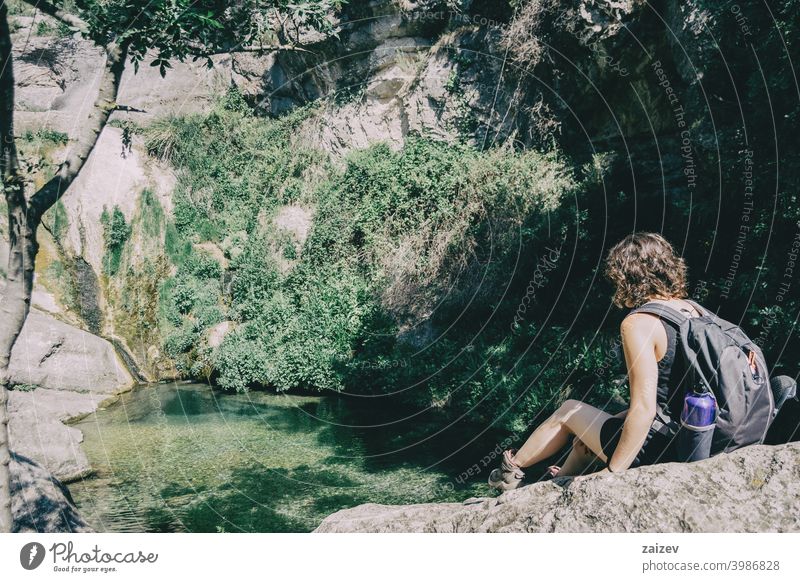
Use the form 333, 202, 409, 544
604, 232, 688, 308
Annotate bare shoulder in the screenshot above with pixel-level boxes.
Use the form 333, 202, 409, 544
620, 312, 663, 336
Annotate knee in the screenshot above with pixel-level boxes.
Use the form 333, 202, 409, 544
554, 399, 585, 430
558, 399, 582, 417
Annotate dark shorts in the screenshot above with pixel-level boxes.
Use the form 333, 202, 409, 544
599, 417, 677, 468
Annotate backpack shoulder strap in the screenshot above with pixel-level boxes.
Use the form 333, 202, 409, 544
628, 301, 688, 328
684, 299, 714, 318
683, 299, 732, 330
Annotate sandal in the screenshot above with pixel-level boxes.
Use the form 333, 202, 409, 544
488, 449, 525, 491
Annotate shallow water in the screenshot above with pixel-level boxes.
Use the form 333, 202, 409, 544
69, 383, 502, 532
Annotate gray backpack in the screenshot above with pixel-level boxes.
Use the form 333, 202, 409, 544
634, 299, 775, 454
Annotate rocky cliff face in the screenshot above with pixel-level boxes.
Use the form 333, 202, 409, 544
1, 306, 133, 482
7, 0, 796, 382
316, 443, 800, 532
2, 1, 709, 380
8, 311, 133, 394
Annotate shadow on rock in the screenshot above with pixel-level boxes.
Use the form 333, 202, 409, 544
11, 452, 93, 533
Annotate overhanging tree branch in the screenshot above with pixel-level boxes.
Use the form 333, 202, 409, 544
29, 40, 127, 219
191, 44, 316, 57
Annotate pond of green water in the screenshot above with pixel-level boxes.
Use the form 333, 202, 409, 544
69, 383, 503, 532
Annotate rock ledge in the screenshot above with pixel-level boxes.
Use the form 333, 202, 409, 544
315, 443, 800, 533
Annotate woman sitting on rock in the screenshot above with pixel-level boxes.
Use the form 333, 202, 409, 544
489, 232, 697, 490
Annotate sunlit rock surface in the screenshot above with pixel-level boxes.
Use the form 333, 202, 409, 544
316, 443, 800, 533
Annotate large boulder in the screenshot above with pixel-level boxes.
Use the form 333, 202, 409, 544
8, 310, 134, 394
7, 388, 109, 482
10, 452, 93, 533
5, 310, 133, 481
315, 443, 800, 532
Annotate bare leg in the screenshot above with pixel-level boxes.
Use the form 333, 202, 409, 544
511, 399, 613, 468
557, 438, 598, 477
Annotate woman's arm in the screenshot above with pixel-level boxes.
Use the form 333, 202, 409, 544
606, 314, 660, 471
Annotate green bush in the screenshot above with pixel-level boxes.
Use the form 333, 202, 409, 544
100, 206, 129, 276
21, 128, 68, 145
182, 252, 222, 280
152, 98, 616, 434
139, 189, 165, 239
144, 99, 326, 247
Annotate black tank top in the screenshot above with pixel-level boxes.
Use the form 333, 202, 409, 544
630, 303, 699, 434
654, 319, 683, 432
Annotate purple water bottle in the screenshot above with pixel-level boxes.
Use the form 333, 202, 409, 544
677, 390, 717, 462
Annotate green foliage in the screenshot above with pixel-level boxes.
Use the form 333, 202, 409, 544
20, 128, 68, 145
67, 0, 347, 75
42, 259, 78, 313
154, 100, 588, 425
16, 129, 70, 186
35, 17, 70, 37
228, 235, 280, 321
100, 205, 129, 276
113, 255, 171, 354
281, 237, 298, 261
161, 260, 224, 375
143, 116, 185, 163
441, 63, 479, 139
44, 200, 69, 239
219, 85, 250, 114
183, 252, 222, 280
165, 221, 192, 265
215, 264, 372, 392
144, 99, 325, 247
139, 189, 165, 240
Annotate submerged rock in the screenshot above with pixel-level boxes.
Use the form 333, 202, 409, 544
315, 443, 800, 532
10, 452, 93, 533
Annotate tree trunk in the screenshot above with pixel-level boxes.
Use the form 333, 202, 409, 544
0, 2, 126, 532
0, 195, 38, 534
0, 1, 22, 533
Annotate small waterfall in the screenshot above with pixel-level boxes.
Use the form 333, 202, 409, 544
107, 336, 147, 384
73, 257, 103, 335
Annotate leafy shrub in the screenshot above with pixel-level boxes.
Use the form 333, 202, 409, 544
182, 252, 222, 280
153, 99, 616, 435
144, 100, 326, 247
171, 281, 197, 315
21, 128, 68, 145
100, 206, 129, 276
163, 325, 199, 358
